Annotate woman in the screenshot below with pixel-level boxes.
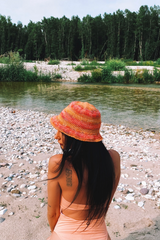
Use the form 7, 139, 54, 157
47, 101, 120, 240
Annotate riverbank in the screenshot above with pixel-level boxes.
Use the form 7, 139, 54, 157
0, 107, 160, 240
1, 61, 160, 83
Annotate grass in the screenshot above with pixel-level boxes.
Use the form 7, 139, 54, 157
48, 59, 60, 65
78, 66, 159, 84
0, 63, 51, 82
74, 64, 97, 71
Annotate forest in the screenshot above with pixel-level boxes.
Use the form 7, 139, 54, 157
0, 5, 160, 61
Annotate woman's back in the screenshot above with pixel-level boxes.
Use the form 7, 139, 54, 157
48, 148, 120, 221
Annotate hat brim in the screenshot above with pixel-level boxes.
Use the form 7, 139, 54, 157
50, 115, 103, 142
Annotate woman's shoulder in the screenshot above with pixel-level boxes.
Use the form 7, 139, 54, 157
108, 149, 121, 177
48, 154, 63, 175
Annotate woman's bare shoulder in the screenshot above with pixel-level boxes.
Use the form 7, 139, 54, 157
48, 154, 63, 174
108, 149, 121, 177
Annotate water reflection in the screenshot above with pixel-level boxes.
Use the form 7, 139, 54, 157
0, 82, 160, 131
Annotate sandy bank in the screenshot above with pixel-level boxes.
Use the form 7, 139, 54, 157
0, 107, 160, 239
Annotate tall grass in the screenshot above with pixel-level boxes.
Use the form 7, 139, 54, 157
74, 64, 97, 71
0, 63, 51, 82
78, 67, 159, 84
105, 59, 126, 71
48, 59, 60, 65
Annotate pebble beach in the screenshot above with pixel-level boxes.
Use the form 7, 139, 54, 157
0, 106, 160, 239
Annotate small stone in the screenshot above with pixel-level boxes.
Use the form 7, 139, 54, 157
0, 209, 7, 215
140, 188, 149, 195
128, 188, 134, 193
19, 163, 24, 167
12, 193, 21, 197
0, 174, 3, 178
30, 174, 38, 178
0, 217, 5, 223
116, 198, 122, 203
41, 174, 47, 180
11, 189, 20, 194
7, 187, 13, 192
20, 184, 27, 189
138, 201, 145, 208
114, 205, 121, 209
125, 195, 134, 201
8, 212, 14, 216
142, 181, 147, 186
40, 203, 45, 208
28, 185, 37, 190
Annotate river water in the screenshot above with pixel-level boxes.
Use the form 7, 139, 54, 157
0, 82, 160, 132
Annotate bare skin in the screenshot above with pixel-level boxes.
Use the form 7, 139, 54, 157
47, 130, 121, 238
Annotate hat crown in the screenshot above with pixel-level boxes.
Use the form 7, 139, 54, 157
50, 101, 102, 142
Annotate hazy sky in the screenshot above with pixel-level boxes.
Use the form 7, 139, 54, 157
1, 0, 160, 25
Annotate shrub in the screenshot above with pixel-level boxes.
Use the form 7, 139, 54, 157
54, 74, 62, 79
153, 68, 160, 82
48, 59, 60, 65
74, 64, 83, 71
91, 69, 102, 82
0, 63, 51, 82
101, 67, 113, 83
124, 68, 133, 83
83, 65, 96, 70
142, 69, 154, 83
78, 74, 92, 82
105, 59, 126, 71
81, 60, 89, 65
156, 58, 160, 65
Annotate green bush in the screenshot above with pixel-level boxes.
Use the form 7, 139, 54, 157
77, 74, 92, 82
105, 59, 126, 71
124, 68, 133, 83
54, 74, 62, 79
0, 63, 51, 82
81, 60, 89, 65
74, 64, 96, 71
153, 68, 160, 82
74, 64, 83, 71
156, 58, 160, 65
83, 65, 96, 70
91, 69, 102, 82
48, 59, 60, 65
101, 67, 113, 83
142, 69, 154, 83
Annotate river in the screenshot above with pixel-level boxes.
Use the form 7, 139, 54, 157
0, 82, 160, 132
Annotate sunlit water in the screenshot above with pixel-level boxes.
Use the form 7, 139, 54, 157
0, 82, 160, 132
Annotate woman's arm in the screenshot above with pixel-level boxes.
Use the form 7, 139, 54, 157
108, 149, 121, 204
47, 154, 62, 232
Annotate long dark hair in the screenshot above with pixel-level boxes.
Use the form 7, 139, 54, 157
53, 133, 115, 226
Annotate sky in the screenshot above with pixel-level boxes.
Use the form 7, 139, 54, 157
1, 0, 160, 26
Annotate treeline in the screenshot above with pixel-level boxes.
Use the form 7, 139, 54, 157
0, 5, 160, 61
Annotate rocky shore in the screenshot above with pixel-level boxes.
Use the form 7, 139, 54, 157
0, 107, 160, 239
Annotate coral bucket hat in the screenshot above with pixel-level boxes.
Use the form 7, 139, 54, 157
50, 101, 102, 142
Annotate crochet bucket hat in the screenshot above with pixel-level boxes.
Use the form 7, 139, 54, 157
50, 101, 102, 142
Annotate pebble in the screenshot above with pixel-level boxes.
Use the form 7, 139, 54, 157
138, 201, 145, 208
20, 184, 27, 189
28, 185, 37, 190
8, 212, 14, 216
140, 188, 149, 195
125, 195, 134, 201
0, 106, 160, 227
0, 209, 7, 215
40, 203, 45, 208
0, 217, 5, 223
11, 189, 20, 194
114, 205, 121, 209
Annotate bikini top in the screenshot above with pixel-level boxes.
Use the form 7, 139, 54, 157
61, 196, 90, 211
